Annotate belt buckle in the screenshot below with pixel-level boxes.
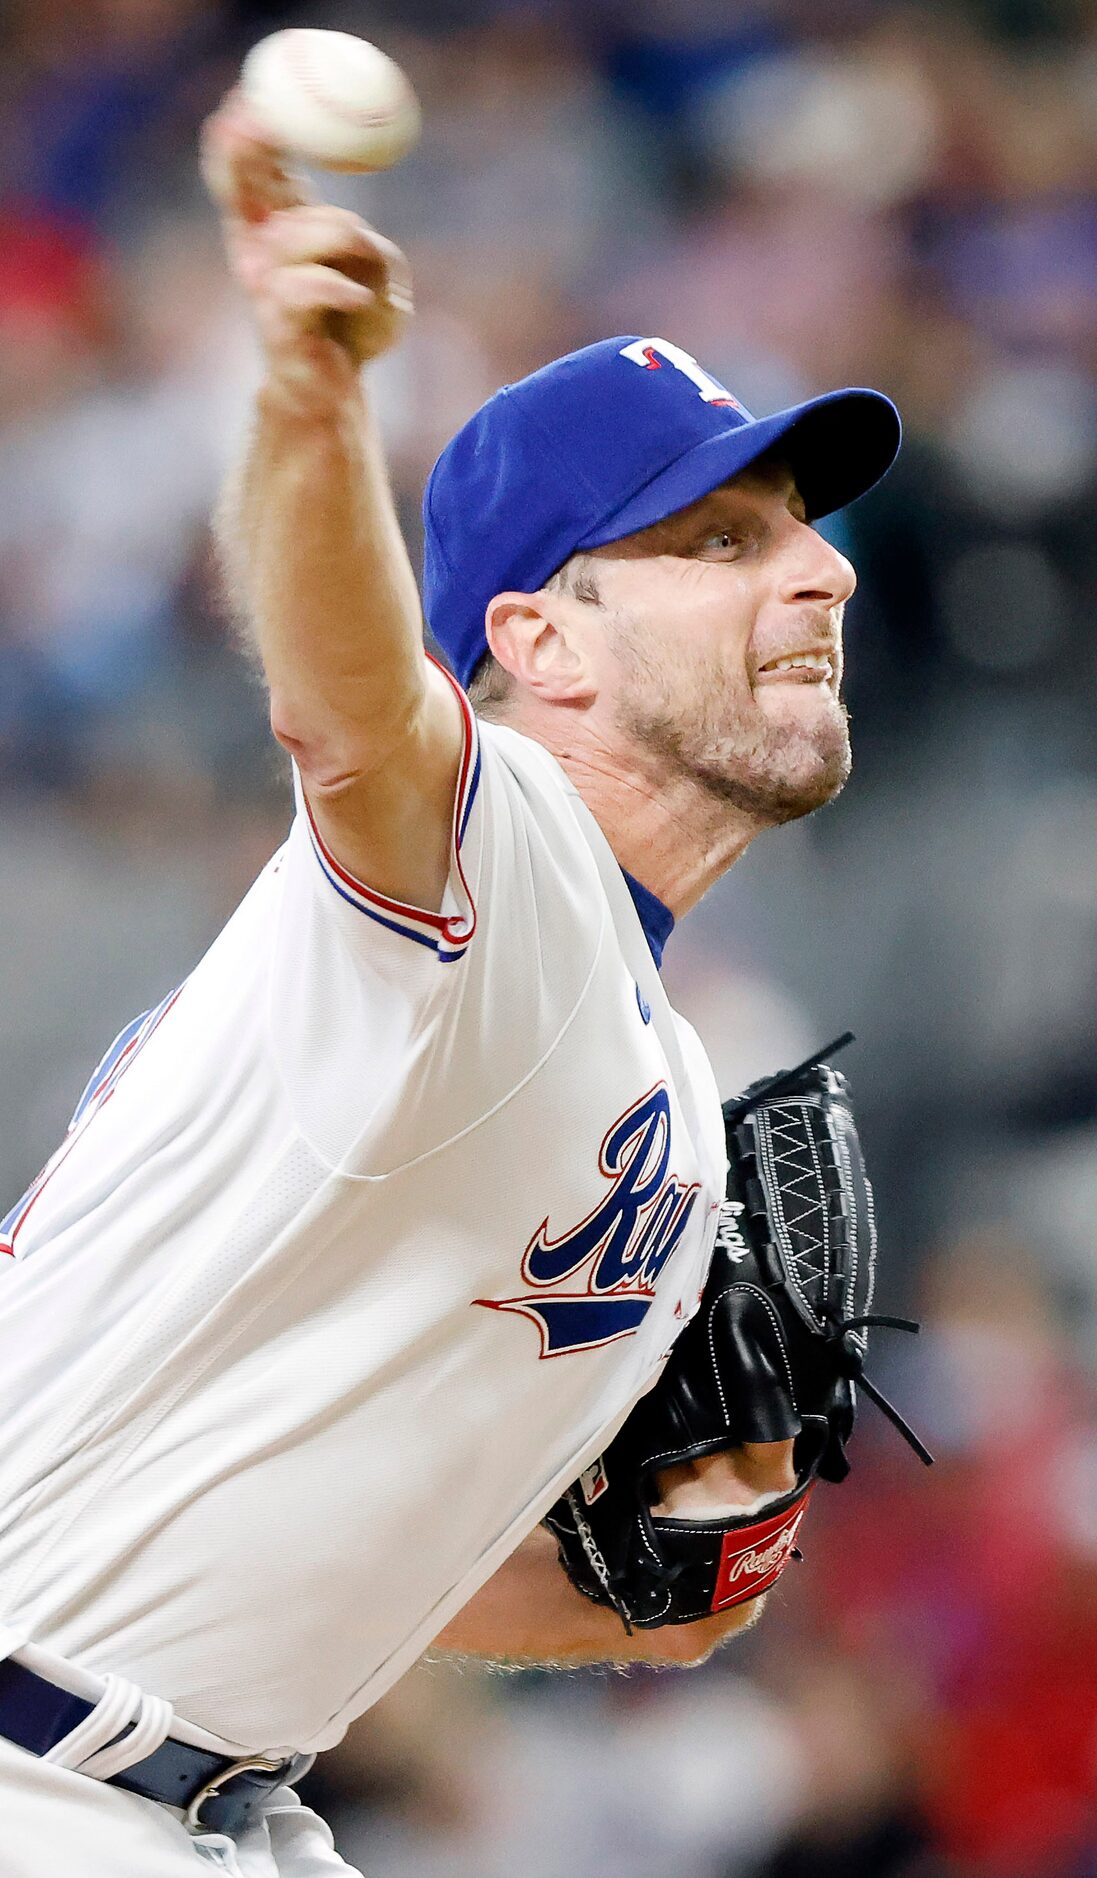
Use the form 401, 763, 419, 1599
185, 1754, 288, 1831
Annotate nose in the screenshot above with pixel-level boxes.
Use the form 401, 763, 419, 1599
780, 520, 857, 611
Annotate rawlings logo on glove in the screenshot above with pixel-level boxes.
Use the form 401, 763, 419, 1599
544, 1037, 933, 1631
713, 1496, 812, 1607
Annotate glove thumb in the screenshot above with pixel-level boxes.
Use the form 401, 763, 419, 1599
649, 1273, 803, 1453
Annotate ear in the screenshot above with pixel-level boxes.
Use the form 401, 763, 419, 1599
485, 592, 597, 705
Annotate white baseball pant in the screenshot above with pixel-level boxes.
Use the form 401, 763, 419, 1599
0, 1737, 363, 1877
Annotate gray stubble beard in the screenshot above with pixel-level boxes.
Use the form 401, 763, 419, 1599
617, 644, 852, 827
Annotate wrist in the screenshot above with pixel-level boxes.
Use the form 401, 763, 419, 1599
258, 338, 363, 419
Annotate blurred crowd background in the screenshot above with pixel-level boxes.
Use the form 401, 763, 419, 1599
2, 0, 1096, 1872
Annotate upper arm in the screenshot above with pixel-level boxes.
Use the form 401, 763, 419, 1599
281, 655, 467, 915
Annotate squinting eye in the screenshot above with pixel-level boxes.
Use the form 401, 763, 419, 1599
701, 530, 737, 553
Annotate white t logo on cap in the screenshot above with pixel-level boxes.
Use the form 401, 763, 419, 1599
620, 337, 742, 410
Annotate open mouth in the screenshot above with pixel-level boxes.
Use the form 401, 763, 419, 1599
756, 650, 834, 684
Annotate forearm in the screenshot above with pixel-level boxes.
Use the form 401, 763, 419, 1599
432, 1524, 764, 1669
218, 357, 424, 779
202, 102, 462, 903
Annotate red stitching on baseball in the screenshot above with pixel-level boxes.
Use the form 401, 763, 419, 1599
284, 32, 412, 132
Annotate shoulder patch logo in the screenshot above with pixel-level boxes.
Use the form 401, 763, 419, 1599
474, 1084, 699, 1357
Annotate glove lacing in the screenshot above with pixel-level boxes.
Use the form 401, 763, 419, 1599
721, 1030, 856, 1124
821, 1309, 934, 1466
727, 1032, 935, 1470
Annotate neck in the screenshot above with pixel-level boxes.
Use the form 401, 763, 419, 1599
496, 703, 765, 919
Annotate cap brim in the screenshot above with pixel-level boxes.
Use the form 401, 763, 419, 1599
578, 387, 901, 547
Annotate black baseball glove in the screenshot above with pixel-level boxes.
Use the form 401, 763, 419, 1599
544, 1038, 932, 1630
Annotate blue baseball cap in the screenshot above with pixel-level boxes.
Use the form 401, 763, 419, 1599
423, 335, 901, 688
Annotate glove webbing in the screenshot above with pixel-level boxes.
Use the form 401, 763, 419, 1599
729, 1031, 934, 1471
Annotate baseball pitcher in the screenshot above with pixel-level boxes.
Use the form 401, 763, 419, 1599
0, 94, 920, 1877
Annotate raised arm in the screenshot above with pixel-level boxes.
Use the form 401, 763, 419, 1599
203, 95, 463, 909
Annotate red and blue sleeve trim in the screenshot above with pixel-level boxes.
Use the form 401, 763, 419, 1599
301, 659, 481, 964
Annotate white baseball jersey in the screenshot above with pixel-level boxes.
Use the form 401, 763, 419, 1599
0, 668, 727, 1756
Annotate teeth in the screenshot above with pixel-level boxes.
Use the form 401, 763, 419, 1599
764, 652, 831, 673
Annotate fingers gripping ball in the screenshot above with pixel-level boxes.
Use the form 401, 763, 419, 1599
545, 1042, 934, 1631
240, 30, 421, 174
202, 73, 416, 365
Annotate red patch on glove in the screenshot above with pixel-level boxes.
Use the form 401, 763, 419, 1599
711, 1487, 813, 1610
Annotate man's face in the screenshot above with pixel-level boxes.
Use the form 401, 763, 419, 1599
584, 460, 857, 825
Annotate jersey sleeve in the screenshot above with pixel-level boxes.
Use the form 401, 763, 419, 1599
268, 669, 607, 1172
292, 659, 481, 967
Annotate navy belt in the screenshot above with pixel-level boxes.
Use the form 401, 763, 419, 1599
0, 1655, 308, 1835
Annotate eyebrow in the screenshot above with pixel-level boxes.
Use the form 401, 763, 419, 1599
633, 478, 804, 552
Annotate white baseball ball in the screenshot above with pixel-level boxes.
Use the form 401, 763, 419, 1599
240, 29, 420, 173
